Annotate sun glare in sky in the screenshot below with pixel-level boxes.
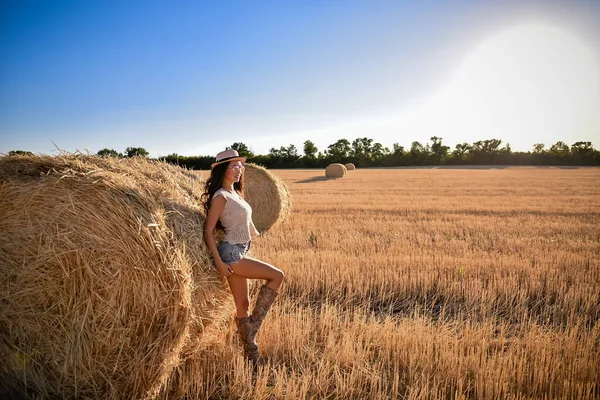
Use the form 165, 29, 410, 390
1, 3, 599, 157
383, 23, 600, 151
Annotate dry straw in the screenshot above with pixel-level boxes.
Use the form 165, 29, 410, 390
242, 163, 291, 233
325, 163, 347, 178
0, 155, 233, 399
345, 163, 356, 170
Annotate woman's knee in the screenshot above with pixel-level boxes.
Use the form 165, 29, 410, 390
273, 268, 284, 284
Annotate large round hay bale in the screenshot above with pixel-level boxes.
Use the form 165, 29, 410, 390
345, 163, 356, 170
0, 155, 232, 399
325, 163, 347, 178
157, 318, 235, 400
242, 163, 291, 233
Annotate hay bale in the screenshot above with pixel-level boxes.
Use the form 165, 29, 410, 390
0, 155, 232, 399
345, 163, 356, 170
243, 163, 291, 233
157, 317, 237, 400
325, 163, 347, 178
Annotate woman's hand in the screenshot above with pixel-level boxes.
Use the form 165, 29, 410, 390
217, 261, 234, 278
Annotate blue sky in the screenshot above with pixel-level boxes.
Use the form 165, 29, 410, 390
1, 0, 599, 158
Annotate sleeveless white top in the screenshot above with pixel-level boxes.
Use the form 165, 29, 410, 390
213, 188, 260, 244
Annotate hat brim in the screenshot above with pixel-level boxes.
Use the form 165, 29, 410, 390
211, 156, 246, 168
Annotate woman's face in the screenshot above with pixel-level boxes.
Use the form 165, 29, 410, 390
225, 160, 245, 183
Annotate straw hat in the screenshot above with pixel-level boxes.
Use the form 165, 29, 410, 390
211, 149, 246, 168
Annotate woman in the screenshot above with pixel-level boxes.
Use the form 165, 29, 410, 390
202, 149, 284, 364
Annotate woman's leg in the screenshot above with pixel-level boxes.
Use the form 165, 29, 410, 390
230, 257, 284, 291
226, 275, 250, 318
230, 256, 284, 362
227, 275, 260, 362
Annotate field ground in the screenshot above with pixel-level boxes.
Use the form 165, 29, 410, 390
189, 167, 600, 399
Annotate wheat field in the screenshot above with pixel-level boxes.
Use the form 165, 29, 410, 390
189, 167, 600, 400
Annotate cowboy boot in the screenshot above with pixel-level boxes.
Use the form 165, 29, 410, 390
247, 285, 279, 345
235, 317, 260, 364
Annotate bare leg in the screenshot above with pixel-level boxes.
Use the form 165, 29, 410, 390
228, 256, 284, 364
226, 275, 250, 318
229, 256, 284, 291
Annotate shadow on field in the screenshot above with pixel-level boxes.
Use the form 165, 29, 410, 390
283, 283, 599, 332
377, 165, 586, 170
295, 176, 329, 184
377, 165, 512, 170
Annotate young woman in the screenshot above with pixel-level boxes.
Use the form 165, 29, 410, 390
202, 149, 284, 364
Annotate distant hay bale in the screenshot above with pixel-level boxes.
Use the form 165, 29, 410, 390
325, 163, 347, 178
243, 163, 291, 233
345, 163, 356, 170
0, 155, 232, 399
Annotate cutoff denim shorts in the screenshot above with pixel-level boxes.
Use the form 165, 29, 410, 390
218, 241, 251, 266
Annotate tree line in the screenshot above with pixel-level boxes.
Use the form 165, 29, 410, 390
7, 137, 599, 169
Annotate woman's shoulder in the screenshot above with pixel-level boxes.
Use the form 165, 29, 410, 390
213, 188, 229, 200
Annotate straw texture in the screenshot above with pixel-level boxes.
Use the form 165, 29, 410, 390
243, 163, 291, 233
345, 163, 356, 170
0, 155, 231, 399
325, 163, 347, 178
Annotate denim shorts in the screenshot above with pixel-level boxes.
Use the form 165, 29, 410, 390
218, 241, 251, 265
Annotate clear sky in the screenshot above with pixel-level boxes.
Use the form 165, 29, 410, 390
1, 0, 599, 158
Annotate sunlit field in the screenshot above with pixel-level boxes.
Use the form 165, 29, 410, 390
187, 167, 600, 399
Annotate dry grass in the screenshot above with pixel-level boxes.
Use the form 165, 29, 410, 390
0, 155, 232, 399
186, 167, 600, 399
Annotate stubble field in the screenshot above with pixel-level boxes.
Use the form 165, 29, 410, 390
189, 167, 600, 399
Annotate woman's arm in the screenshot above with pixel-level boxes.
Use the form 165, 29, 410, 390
204, 195, 233, 277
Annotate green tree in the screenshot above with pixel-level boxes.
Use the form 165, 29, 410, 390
570, 141, 593, 154
382, 143, 407, 166
452, 143, 471, 162
549, 141, 570, 157
284, 144, 299, 159
532, 143, 545, 154
351, 137, 374, 160
162, 153, 181, 165
371, 142, 389, 161
268, 144, 300, 167
530, 143, 547, 165
350, 137, 373, 166
97, 148, 122, 157
228, 142, 254, 158
326, 139, 351, 163
429, 136, 450, 164
303, 140, 318, 158
497, 143, 513, 164
409, 141, 429, 165
471, 139, 502, 164
570, 141, 597, 165
392, 143, 405, 155
8, 150, 34, 156
125, 147, 149, 157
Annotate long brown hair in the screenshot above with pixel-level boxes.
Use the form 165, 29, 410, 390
201, 161, 245, 229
